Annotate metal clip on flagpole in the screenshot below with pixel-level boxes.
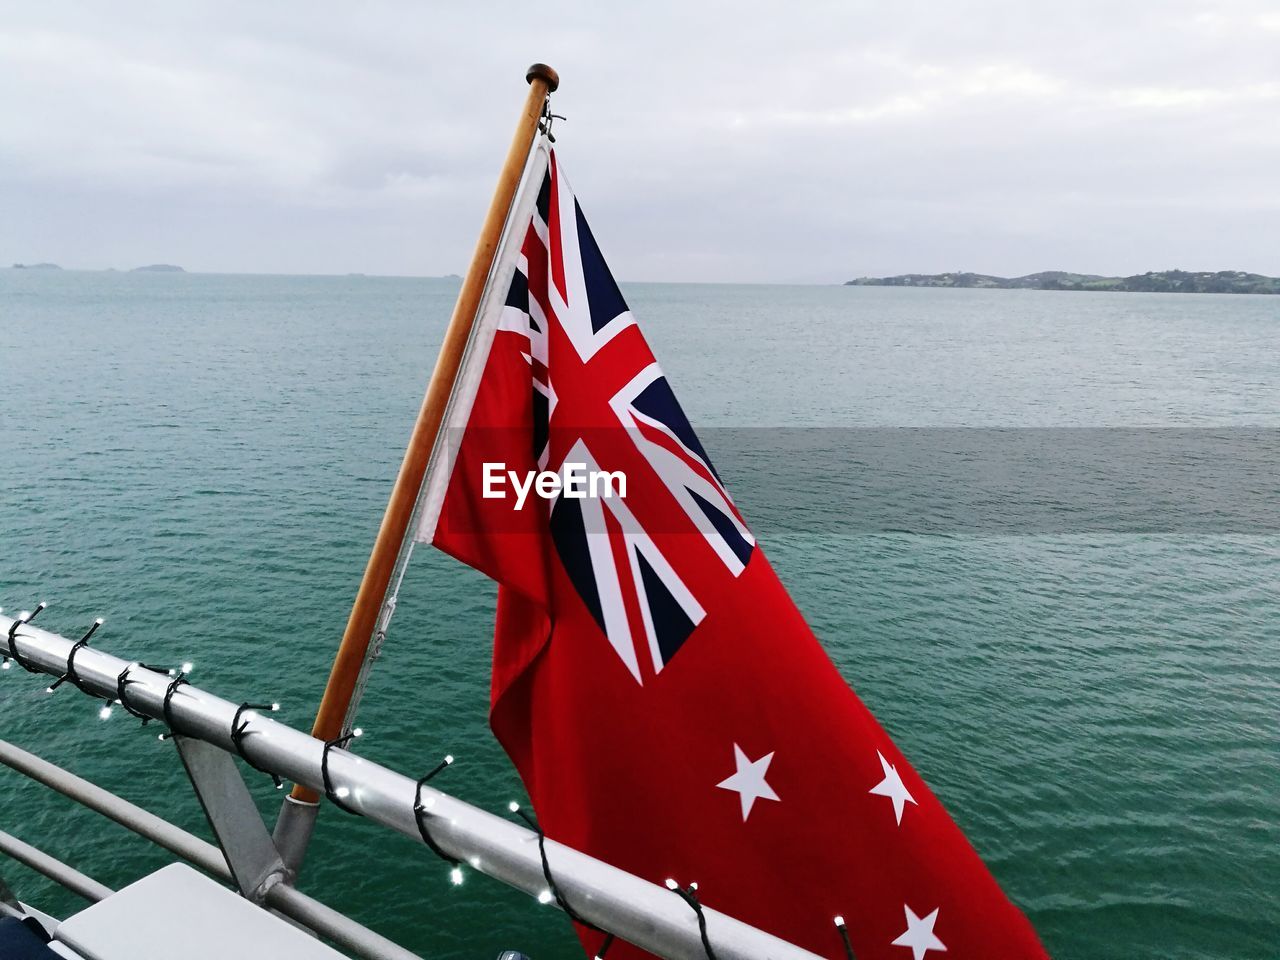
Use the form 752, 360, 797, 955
272, 61, 561, 877
539, 99, 566, 142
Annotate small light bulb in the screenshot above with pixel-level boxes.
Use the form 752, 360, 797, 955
449, 867, 463, 886
690, 882, 698, 892
834, 915, 845, 927
98, 705, 113, 720
508, 801, 520, 813
444, 754, 454, 764
181, 662, 193, 674
274, 781, 284, 790
270, 702, 280, 711
352, 727, 363, 738
335, 786, 350, 799
664, 878, 678, 891
45, 685, 55, 694
537, 889, 553, 905
94, 617, 104, 626
2, 661, 10, 670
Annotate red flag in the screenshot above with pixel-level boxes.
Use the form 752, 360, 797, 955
422, 150, 1048, 960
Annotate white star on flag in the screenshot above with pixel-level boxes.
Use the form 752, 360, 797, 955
869, 749, 917, 825
892, 904, 946, 960
716, 743, 780, 821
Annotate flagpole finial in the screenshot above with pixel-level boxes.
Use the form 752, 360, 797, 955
526, 63, 560, 93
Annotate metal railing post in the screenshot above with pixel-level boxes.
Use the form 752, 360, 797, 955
174, 736, 288, 901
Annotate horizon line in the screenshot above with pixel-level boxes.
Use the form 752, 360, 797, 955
8, 264, 1278, 286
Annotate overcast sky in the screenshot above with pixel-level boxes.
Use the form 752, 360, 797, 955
3, 1, 1278, 282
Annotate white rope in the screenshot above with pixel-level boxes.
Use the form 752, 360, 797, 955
340, 137, 553, 736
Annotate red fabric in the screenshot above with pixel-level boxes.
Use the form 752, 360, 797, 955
431, 153, 1048, 960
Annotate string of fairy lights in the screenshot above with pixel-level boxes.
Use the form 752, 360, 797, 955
4, 603, 861, 960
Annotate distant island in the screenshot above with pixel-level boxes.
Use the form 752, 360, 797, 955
845, 269, 1280, 294
131, 264, 185, 273
11, 262, 62, 270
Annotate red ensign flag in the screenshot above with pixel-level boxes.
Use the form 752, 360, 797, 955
421, 149, 1048, 960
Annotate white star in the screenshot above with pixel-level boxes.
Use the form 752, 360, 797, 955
715, 743, 780, 821
892, 904, 946, 960
869, 750, 917, 825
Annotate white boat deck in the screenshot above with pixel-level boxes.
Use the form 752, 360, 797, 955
48, 864, 349, 960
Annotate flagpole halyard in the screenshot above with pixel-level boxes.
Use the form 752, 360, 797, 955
285, 64, 559, 812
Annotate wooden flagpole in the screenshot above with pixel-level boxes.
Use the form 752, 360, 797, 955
288, 63, 559, 807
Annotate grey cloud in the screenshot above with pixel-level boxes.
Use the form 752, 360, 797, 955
2, 0, 1277, 281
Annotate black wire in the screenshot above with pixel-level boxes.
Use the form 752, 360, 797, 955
115, 663, 168, 724
421, 756, 451, 782
412, 762, 460, 867
321, 733, 359, 814
47, 637, 86, 693
47, 620, 103, 696
513, 805, 604, 933
4, 603, 46, 673
670, 883, 718, 960
159, 672, 189, 739
836, 918, 857, 960
230, 703, 283, 788
594, 933, 616, 960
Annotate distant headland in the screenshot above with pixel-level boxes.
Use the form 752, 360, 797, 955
9, 263, 187, 273
845, 270, 1280, 294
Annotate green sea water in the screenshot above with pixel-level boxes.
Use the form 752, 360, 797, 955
1, 270, 1277, 959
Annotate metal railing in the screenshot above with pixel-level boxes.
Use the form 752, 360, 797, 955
0, 740, 420, 960
0, 825, 114, 904
1, 610, 823, 960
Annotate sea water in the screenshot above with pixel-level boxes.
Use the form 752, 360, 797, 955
1, 270, 1276, 959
